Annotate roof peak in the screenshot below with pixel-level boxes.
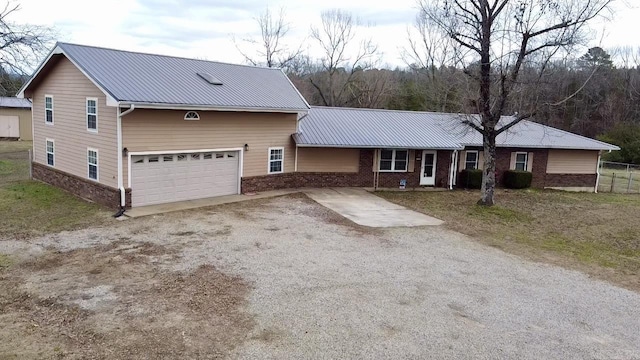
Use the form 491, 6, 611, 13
310, 105, 515, 119
56, 42, 284, 71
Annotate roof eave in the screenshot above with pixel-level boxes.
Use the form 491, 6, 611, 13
294, 143, 464, 150
119, 101, 308, 114
459, 143, 619, 151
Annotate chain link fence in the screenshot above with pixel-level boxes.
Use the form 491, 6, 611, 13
0, 148, 32, 186
598, 161, 640, 193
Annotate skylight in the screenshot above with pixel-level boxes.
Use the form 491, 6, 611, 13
197, 72, 223, 85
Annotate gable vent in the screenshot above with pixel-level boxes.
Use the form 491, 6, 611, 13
197, 72, 223, 85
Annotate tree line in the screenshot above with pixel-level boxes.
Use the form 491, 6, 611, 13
239, 4, 638, 166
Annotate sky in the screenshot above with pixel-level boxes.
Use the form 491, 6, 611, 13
11, 0, 640, 68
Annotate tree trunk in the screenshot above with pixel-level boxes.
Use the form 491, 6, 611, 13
478, 131, 496, 206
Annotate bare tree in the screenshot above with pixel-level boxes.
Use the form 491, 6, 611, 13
308, 9, 380, 107
0, 2, 55, 95
234, 7, 303, 69
419, 0, 612, 206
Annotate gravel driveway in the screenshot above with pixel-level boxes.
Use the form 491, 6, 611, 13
2, 194, 639, 359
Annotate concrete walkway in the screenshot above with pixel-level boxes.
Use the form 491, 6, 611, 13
304, 188, 443, 227
124, 189, 300, 218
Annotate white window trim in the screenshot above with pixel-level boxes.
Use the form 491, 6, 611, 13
514, 152, 529, 171
86, 97, 98, 132
268, 147, 284, 174
45, 138, 54, 167
44, 94, 54, 125
465, 150, 479, 170
184, 111, 200, 120
378, 149, 409, 172
87, 148, 99, 181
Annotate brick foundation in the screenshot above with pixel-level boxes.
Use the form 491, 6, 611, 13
32, 162, 130, 209
545, 173, 597, 188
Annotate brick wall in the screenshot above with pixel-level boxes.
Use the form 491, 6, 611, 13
545, 174, 597, 187
32, 162, 130, 209
495, 148, 548, 188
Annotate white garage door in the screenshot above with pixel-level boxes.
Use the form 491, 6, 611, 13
0, 115, 19, 138
131, 151, 240, 207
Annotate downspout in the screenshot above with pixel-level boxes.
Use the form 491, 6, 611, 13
116, 104, 135, 213
594, 151, 603, 194
294, 145, 298, 172
449, 150, 458, 190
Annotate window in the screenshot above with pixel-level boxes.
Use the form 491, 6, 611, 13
268, 147, 284, 174
177, 154, 187, 161
379, 149, 408, 172
45, 95, 53, 124
88, 149, 98, 180
203, 153, 213, 159
148, 156, 159, 163
87, 98, 97, 131
46, 139, 54, 166
465, 151, 479, 170
184, 111, 200, 120
163, 155, 174, 162
191, 153, 200, 160
515, 152, 528, 171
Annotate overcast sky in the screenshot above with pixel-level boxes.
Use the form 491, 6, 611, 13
12, 0, 640, 68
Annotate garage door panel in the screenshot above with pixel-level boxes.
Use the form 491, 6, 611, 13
131, 151, 240, 207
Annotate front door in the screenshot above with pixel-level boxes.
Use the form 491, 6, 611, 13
420, 150, 437, 186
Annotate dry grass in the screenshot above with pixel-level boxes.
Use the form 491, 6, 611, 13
0, 140, 32, 154
378, 189, 640, 291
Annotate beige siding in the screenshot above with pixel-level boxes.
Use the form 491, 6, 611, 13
297, 147, 359, 173
122, 109, 297, 186
31, 57, 118, 187
547, 150, 598, 174
0, 108, 32, 140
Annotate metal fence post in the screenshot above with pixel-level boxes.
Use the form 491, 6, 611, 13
28, 149, 32, 180
610, 172, 616, 193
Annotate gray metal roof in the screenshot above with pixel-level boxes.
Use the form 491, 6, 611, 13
25, 42, 310, 111
0, 97, 31, 109
295, 107, 619, 151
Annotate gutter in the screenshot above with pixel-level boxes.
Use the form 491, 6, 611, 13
117, 104, 135, 210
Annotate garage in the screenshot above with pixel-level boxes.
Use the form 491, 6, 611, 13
131, 151, 240, 207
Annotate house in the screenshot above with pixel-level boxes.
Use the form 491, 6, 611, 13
0, 97, 32, 140
18, 43, 619, 209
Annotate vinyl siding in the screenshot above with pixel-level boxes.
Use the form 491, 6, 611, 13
297, 147, 359, 173
122, 109, 297, 186
0, 108, 32, 140
546, 150, 599, 174
31, 57, 118, 187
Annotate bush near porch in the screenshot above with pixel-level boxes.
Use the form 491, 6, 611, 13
378, 189, 640, 292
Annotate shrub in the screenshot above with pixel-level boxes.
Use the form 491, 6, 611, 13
503, 170, 533, 189
458, 169, 483, 189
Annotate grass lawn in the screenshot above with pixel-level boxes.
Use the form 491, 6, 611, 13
0, 140, 32, 153
0, 181, 111, 239
378, 189, 640, 291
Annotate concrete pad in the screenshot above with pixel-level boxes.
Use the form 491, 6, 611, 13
304, 188, 443, 227
124, 189, 300, 218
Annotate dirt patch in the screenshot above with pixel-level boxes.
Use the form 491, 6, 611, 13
0, 240, 254, 359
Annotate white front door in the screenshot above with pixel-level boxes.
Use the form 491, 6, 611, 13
420, 150, 437, 186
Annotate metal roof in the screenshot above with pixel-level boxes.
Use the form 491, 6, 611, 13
0, 97, 31, 109
21, 42, 310, 112
295, 107, 620, 151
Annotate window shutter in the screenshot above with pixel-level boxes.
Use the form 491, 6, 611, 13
509, 152, 517, 170
408, 150, 415, 172
527, 152, 534, 172
458, 151, 466, 171
372, 149, 378, 172
478, 151, 484, 170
